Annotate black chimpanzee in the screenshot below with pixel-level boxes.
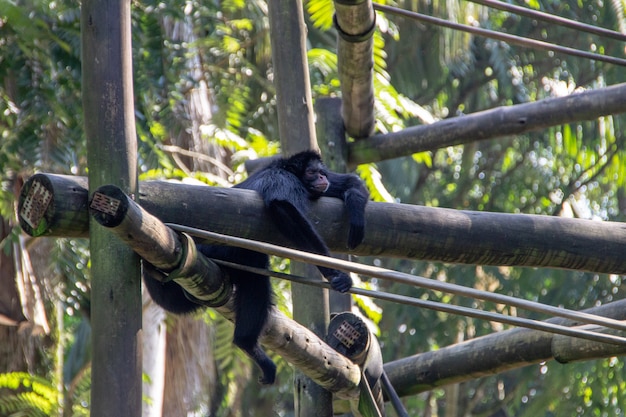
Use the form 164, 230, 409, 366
143, 150, 369, 384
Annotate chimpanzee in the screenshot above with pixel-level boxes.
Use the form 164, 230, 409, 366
143, 150, 369, 384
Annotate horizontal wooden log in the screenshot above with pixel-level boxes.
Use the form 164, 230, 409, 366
552, 325, 626, 364
137, 182, 626, 275
348, 82, 626, 165
251, 306, 361, 399
20, 175, 626, 397
383, 299, 626, 397
18, 174, 89, 237
18, 174, 626, 274
89, 184, 231, 306
90, 184, 183, 269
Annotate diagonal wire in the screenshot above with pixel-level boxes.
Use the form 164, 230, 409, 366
167, 223, 626, 333
468, 0, 626, 42
372, 3, 626, 67
212, 258, 626, 346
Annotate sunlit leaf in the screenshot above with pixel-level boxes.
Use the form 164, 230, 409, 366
306, 0, 335, 30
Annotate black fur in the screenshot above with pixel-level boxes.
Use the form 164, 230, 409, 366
143, 150, 369, 385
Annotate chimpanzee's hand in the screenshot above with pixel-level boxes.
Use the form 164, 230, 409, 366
329, 271, 353, 293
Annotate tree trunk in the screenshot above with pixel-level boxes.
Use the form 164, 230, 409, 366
0, 217, 25, 327
142, 294, 166, 417
153, 12, 224, 415
162, 315, 217, 416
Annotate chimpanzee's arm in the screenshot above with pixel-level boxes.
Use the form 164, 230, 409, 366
265, 198, 351, 292
237, 154, 356, 293
324, 172, 369, 249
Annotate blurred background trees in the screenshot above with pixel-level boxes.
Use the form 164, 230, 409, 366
1, 0, 626, 415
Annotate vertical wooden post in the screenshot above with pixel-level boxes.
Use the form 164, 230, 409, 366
268, 0, 317, 155
315, 97, 352, 314
334, 0, 376, 139
268, 1, 333, 415
81, 0, 142, 415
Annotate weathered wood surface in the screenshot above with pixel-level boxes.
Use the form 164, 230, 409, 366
89, 184, 231, 306
383, 299, 626, 397
349, 82, 626, 166
82, 0, 141, 412
19, 174, 626, 275
90, 184, 183, 269
20, 175, 626, 398
18, 174, 89, 237
335, 0, 376, 139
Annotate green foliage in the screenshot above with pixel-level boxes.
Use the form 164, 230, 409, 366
4, 0, 626, 415
51, 238, 91, 317
353, 278, 383, 334
308, 48, 340, 95
356, 164, 395, 203
0, 373, 57, 417
306, 0, 335, 30
0, 0, 84, 222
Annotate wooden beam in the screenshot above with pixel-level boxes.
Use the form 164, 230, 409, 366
334, 0, 376, 139
383, 299, 626, 397
348, 82, 626, 166
81, 0, 141, 412
19, 174, 626, 275
268, 0, 334, 413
